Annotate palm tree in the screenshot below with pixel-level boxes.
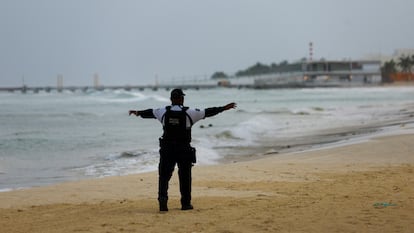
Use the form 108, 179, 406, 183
411, 55, 414, 80
398, 55, 412, 73
381, 59, 397, 83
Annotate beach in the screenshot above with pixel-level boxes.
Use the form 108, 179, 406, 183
2, 87, 414, 191
1, 132, 413, 233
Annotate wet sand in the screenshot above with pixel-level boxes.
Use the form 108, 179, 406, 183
1, 132, 414, 233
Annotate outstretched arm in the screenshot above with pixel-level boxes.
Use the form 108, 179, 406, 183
205, 102, 237, 118
128, 109, 155, 118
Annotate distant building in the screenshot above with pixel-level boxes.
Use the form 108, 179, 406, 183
364, 48, 414, 64
253, 60, 382, 88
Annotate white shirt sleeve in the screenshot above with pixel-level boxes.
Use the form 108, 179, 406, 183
153, 108, 166, 123
186, 108, 205, 125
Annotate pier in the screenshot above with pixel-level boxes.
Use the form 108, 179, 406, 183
0, 83, 250, 94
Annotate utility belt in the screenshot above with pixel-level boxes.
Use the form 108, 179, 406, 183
159, 138, 196, 163
159, 137, 188, 145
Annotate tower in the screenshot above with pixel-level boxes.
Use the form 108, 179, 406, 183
57, 74, 63, 92
309, 42, 313, 62
93, 73, 100, 89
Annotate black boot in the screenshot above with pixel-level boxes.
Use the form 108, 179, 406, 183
181, 203, 193, 210
159, 199, 168, 212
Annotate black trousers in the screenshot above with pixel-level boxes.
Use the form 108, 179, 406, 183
158, 143, 193, 206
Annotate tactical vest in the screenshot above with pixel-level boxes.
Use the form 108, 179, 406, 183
161, 106, 193, 143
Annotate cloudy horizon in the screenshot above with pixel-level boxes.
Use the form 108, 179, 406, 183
1, 0, 414, 87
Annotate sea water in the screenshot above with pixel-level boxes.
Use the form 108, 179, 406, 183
1, 87, 414, 191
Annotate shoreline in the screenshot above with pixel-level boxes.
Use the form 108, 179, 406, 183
1, 87, 414, 193
1, 130, 414, 232
218, 115, 414, 164
1, 117, 414, 193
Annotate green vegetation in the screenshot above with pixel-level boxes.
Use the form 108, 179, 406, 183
211, 71, 228, 79
235, 60, 305, 77
381, 59, 397, 83
381, 54, 414, 82
211, 58, 306, 79
397, 55, 414, 73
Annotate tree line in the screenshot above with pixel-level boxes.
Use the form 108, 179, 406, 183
381, 54, 414, 82
211, 58, 307, 79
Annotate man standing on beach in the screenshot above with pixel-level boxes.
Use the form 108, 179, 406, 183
129, 89, 236, 211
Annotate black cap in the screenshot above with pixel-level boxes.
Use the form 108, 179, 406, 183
170, 88, 185, 98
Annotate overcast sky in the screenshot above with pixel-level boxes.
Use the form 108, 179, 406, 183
1, 0, 413, 87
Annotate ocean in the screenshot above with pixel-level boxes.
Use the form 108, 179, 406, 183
1, 86, 414, 191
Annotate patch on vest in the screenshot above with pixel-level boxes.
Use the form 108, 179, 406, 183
168, 118, 180, 125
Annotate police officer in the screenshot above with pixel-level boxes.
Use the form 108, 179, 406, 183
129, 89, 236, 211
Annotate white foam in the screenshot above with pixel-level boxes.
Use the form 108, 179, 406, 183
193, 139, 223, 164
0, 188, 13, 192
74, 148, 160, 178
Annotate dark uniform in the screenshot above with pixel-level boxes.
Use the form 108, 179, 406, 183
137, 97, 228, 211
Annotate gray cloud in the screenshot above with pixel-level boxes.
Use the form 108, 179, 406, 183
1, 0, 413, 87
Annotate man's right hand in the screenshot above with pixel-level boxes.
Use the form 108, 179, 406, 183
223, 102, 237, 111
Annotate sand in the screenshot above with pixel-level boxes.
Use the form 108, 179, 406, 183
1, 133, 414, 233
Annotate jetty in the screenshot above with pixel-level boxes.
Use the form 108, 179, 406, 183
0, 84, 225, 94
